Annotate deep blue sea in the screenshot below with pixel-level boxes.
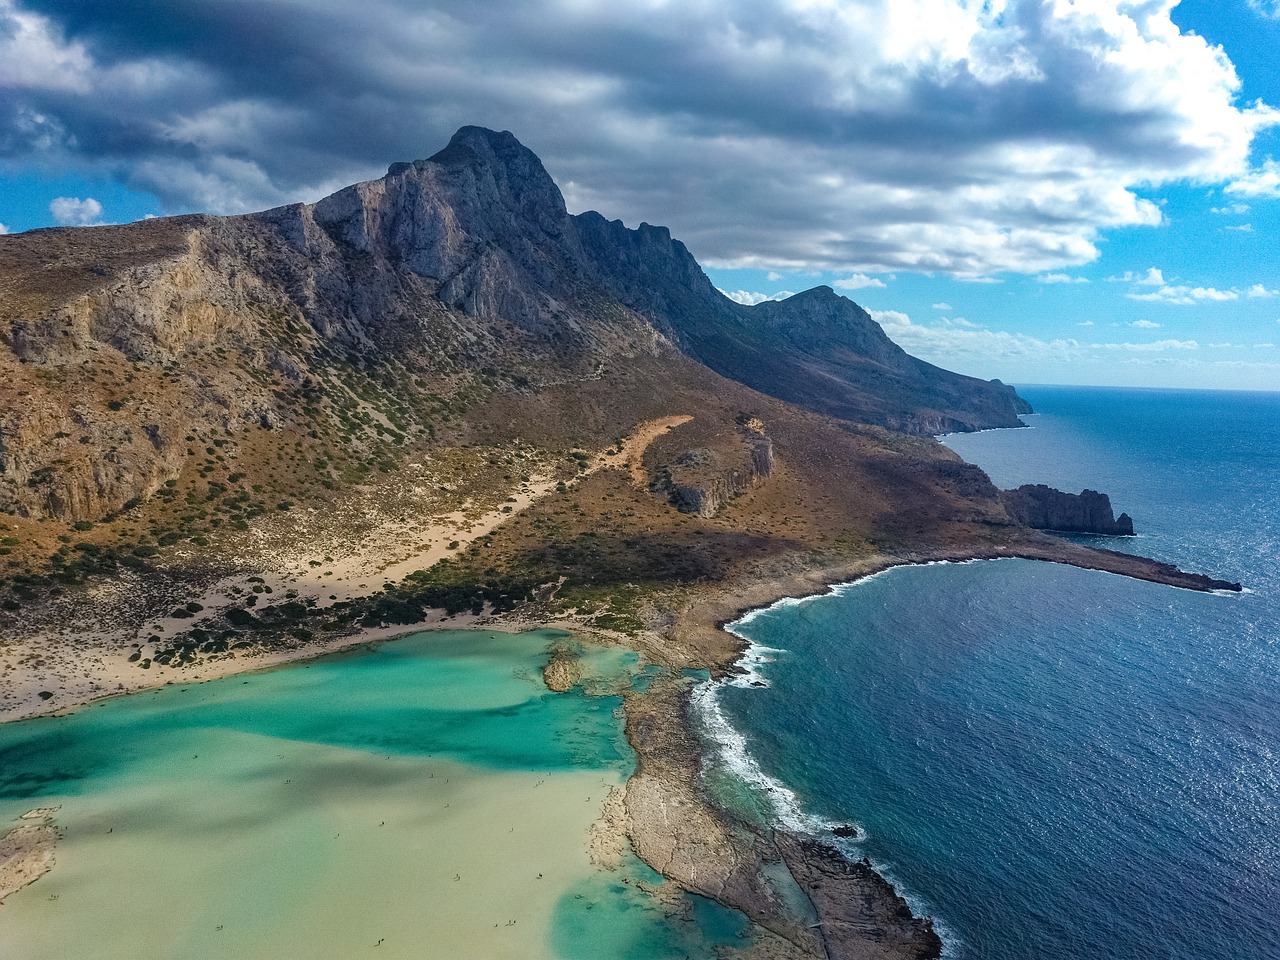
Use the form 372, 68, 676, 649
708, 386, 1280, 960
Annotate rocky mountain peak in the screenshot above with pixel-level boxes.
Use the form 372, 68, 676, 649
745, 285, 904, 370
260, 127, 577, 326
422, 125, 569, 234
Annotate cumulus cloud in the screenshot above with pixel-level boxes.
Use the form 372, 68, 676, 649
931, 302, 952, 311
1210, 202, 1250, 215
833, 273, 887, 290
1, 0, 1277, 276
718, 288, 794, 305
1107, 267, 1165, 285
1228, 159, 1280, 198
49, 196, 102, 225
1247, 0, 1280, 19
1132, 319, 1161, 328
1037, 273, 1089, 284
1122, 279, 1277, 305
868, 308, 1200, 368
1127, 285, 1239, 305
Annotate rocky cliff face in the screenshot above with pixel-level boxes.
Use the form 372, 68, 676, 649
1001, 484, 1135, 535
0, 125, 1028, 524
650, 422, 775, 518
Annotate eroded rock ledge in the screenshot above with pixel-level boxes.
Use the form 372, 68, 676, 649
650, 418, 775, 518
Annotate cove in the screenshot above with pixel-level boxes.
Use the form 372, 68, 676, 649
0, 628, 749, 959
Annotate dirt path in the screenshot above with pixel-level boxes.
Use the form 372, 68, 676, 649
598, 414, 692, 487
0, 416, 693, 724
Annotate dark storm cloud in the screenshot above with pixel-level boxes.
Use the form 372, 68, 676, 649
1, 0, 1275, 274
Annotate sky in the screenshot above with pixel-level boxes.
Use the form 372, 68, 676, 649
2, 0, 1279, 390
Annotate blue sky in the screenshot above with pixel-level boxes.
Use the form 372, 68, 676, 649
2, 0, 1278, 389
706, 2, 1280, 389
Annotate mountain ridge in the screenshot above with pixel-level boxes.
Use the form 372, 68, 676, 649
0, 124, 1027, 524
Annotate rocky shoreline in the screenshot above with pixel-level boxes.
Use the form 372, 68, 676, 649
616, 536, 1242, 960
0, 536, 1241, 957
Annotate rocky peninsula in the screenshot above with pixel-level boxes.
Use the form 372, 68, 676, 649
0, 127, 1241, 958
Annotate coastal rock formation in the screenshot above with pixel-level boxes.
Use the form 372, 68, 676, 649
1001, 484, 1135, 535
625, 682, 826, 955
625, 679, 945, 960
776, 834, 942, 960
650, 419, 775, 518
541, 646, 581, 693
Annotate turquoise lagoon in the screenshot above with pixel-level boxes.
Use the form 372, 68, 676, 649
0, 629, 749, 959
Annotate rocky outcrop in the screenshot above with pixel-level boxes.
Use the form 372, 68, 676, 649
1001, 484, 1135, 535
776, 833, 943, 960
1, 809, 59, 904
542, 646, 581, 693
652, 424, 774, 518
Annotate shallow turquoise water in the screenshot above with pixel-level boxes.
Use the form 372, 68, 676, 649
0, 629, 751, 959
712, 387, 1280, 960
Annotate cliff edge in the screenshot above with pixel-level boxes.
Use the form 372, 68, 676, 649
1001, 484, 1135, 536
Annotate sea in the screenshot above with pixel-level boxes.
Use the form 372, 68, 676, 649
704, 385, 1280, 960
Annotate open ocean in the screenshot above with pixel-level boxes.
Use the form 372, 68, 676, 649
707, 386, 1280, 960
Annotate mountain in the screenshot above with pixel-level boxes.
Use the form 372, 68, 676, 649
0, 127, 1235, 960
572, 213, 1029, 434
0, 125, 1025, 527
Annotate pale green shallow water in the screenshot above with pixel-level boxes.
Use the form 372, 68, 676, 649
0, 629, 750, 959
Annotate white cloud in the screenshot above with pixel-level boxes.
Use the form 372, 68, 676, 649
1209, 202, 1250, 215
1248, 284, 1279, 298
1253, 342, 1276, 349
1107, 267, 1165, 285
931, 302, 952, 311
1077, 320, 1095, 327
1225, 223, 1254, 232
1132, 319, 1161, 329
718, 288, 794, 305
1036, 273, 1089, 284
2, 0, 1277, 276
1104, 339, 1198, 352
1227, 159, 1280, 198
0, 0, 93, 93
49, 196, 103, 226
867, 308, 1199, 369
1127, 285, 1239, 305
1247, 1, 1280, 19
0, 222, 8, 234
833, 273, 887, 290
